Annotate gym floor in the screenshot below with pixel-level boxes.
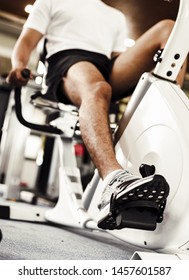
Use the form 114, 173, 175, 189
0, 219, 150, 260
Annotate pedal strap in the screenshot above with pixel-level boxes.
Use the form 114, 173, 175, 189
111, 198, 165, 223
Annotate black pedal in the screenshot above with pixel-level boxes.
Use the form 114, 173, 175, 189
115, 201, 159, 231
116, 202, 159, 231
98, 200, 161, 231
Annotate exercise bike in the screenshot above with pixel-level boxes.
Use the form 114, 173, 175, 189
1, 0, 189, 260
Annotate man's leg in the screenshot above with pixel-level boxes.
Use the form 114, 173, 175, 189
92, 19, 181, 228
63, 61, 122, 179
110, 19, 186, 98
62, 60, 170, 229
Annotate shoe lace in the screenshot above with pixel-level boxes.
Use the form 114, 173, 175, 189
108, 170, 136, 190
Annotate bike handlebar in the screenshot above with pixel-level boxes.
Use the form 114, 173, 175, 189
14, 69, 62, 135
21, 68, 31, 79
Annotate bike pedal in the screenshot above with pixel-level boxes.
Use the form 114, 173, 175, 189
98, 200, 161, 231
97, 214, 117, 230
116, 207, 158, 231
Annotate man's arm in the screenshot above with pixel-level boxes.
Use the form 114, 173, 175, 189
7, 28, 43, 86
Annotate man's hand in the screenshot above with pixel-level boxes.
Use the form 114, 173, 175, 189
6, 68, 32, 87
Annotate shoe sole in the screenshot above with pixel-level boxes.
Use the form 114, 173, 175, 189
97, 174, 169, 230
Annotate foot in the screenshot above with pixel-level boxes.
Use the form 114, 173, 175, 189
97, 170, 170, 229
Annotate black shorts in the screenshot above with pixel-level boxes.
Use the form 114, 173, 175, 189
45, 49, 114, 104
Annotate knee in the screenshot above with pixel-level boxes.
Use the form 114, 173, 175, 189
82, 81, 112, 104
156, 19, 175, 40
93, 81, 112, 101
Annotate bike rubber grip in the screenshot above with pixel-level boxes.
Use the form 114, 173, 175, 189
21, 68, 30, 79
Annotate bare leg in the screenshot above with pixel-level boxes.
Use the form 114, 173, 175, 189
110, 19, 186, 98
63, 62, 122, 179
